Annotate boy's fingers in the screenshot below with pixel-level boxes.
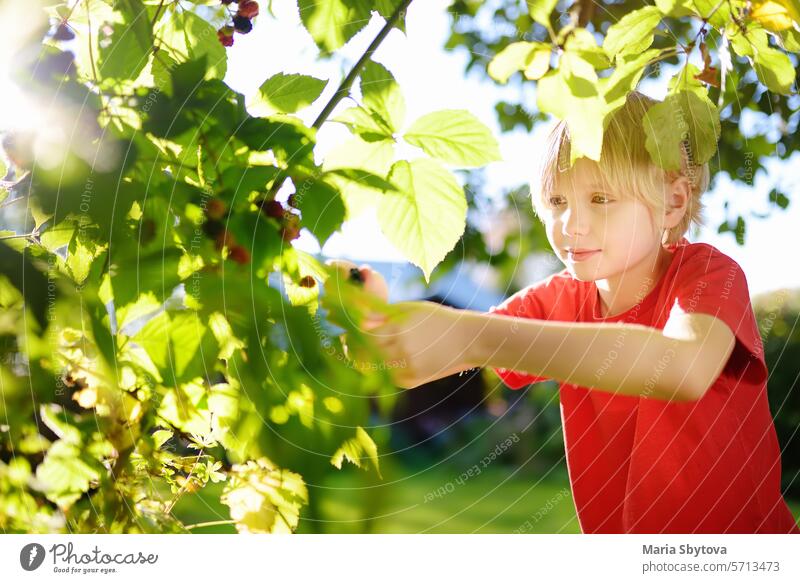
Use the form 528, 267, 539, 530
358, 264, 389, 303
325, 259, 390, 303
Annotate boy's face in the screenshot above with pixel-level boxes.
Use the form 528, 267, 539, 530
541, 158, 662, 282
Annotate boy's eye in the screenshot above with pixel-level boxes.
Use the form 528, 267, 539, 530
548, 194, 611, 207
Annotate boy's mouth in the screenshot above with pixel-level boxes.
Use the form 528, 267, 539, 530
566, 249, 600, 262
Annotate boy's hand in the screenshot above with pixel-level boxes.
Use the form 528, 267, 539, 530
363, 301, 472, 389
324, 259, 389, 331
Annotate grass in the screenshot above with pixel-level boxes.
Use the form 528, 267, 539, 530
172, 458, 800, 534
172, 458, 580, 534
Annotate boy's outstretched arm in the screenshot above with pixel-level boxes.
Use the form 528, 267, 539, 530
463, 309, 736, 402
371, 302, 735, 401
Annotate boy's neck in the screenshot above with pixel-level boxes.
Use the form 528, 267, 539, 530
595, 244, 674, 318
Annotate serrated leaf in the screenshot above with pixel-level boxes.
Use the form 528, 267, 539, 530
295, 180, 346, 248
601, 48, 661, 109
221, 458, 308, 533
251, 73, 328, 115
157, 10, 227, 80
655, 0, 694, 16
643, 90, 721, 171
323, 168, 398, 192
378, 159, 466, 282
753, 42, 796, 94
97, 0, 153, 81
298, 0, 372, 53
331, 426, 382, 478
603, 6, 662, 57
565, 28, 610, 69
404, 110, 501, 168
751, 0, 797, 31
332, 106, 395, 141
361, 61, 406, 132
488, 41, 551, 84
527, 0, 559, 26
35, 440, 101, 510
374, 0, 407, 32
322, 136, 395, 219
537, 68, 608, 162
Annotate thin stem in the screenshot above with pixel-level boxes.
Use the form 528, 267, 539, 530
311, 0, 412, 130
151, 0, 166, 28
264, 0, 413, 200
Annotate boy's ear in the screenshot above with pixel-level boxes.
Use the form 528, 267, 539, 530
663, 174, 692, 229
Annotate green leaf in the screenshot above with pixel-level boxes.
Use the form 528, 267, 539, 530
564, 28, 610, 69
769, 188, 790, 209
132, 311, 214, 384
331, 426, 382, 477
753, 43, 796, 94
295, 180, 346, 248
668, 63, 709, 98
97, 0, 153, 81
361, 61, 406, 132
251, 73, 328, 115
297, 0, 372, 53
378, 159, 467, 282
488, 41, 551, 84
373, 0, 407, 32
603, 6, 662, 57
110, 247, 186, 309
601, 48, 661, 109
324, 168, 398, 192
332, 106, 395, 141
527, 0, 559, 26
35, 440, 102, 510
321, 136, 396, 219
643, 90, 721, 171
221, 457, 308, 533
537, 68, 608, 162
655, 0, 694, 17
0, 243, 50, 329
403, 110, 501, 168
157, 10, 227, 80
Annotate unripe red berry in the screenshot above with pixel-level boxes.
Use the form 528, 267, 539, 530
281, 225, 301, 242
214, 230, 235, 251
217, 27, 234, 47
205, 198, 226, 220
229, 245, 251, 264
237, 0, 259, 19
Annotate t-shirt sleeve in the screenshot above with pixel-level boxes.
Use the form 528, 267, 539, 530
486, 286, 552, 390
668, 246, 767, 387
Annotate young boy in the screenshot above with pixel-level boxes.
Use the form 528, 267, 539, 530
329, 91, 799, 534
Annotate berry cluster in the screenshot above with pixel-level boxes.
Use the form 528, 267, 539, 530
217, 0, 259, 47
201, 198, 252, 265
257, 195, 301, 243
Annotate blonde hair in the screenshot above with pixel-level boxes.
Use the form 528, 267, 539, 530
533, 91, 710, 246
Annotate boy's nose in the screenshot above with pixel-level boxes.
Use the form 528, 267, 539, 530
561, 206, 589, 237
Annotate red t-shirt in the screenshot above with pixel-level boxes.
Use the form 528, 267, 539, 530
487, 237, 799, 534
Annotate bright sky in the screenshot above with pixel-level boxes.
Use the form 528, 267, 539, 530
2, 0, 797, 297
